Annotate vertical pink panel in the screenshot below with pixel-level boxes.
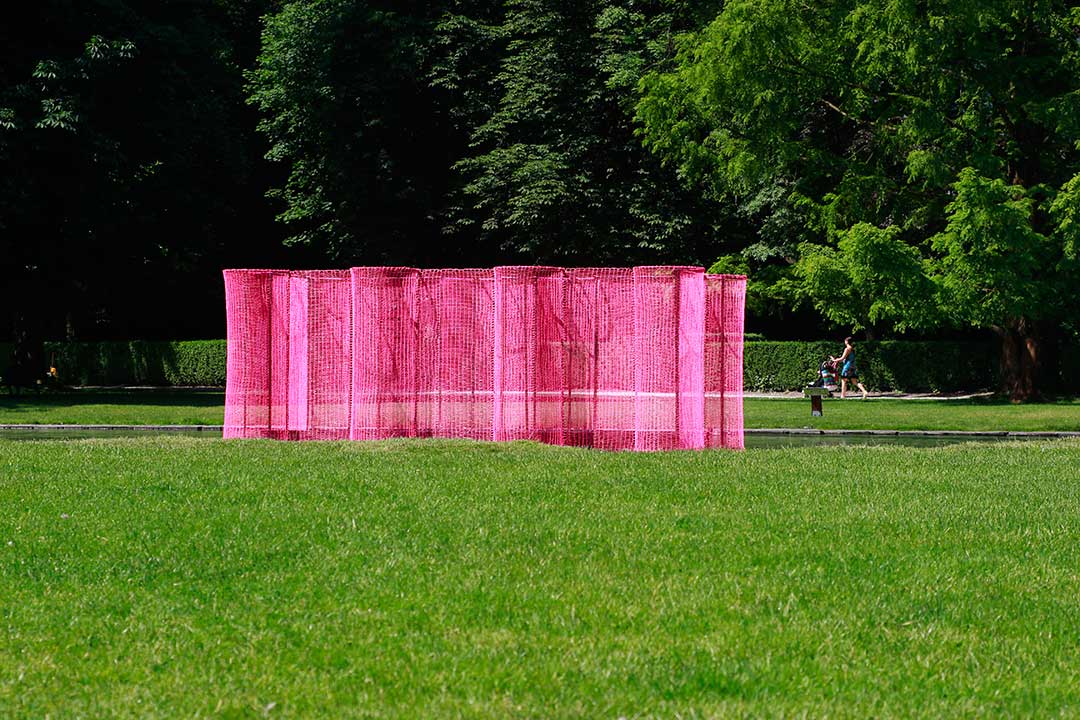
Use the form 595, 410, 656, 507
287, 276, 309, 432
269, 273, 291, 436
306, 271, 352, 439
414, 271, 438, 437
350, 268, 378, 440
378, 269, 419, 437
563, 269, 598, 448
350, 268, 419, 440
704, 274, 746, 449
433, 270, 493, 440
591, 269, 636, 450
493, 267, 564, 442
492, 266, 529, 441
633, 267, 678, 450
631, 267, 706, 450
564, 269, 633, 450
265, 273, 312, 437
677, 269, 705, 449
534, 269, 566, 445
223, 270, 272, 438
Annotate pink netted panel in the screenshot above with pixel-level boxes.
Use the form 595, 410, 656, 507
350, 268, 494, 440
224, 267, 746, 450
224, 270, 352, 439
704, 274, 746, 449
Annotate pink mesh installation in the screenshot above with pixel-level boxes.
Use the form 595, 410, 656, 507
223, 267, 746, 450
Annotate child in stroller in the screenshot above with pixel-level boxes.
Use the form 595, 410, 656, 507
810, 358, 839, 391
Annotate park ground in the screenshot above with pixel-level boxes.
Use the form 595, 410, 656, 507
0, 389, 1078, 432
2, 392, 1079, 716
2, 437, 1080, 717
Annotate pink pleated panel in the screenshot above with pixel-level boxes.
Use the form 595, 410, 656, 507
224, 270, 272, 438
423, 269, 494, 440
632, 267, 704, 450
223, 267, 745, 450
306, 272, 353, 439
493, 267, 566, 443
351, 268, 417, 440
588, 269, 636, 449
223, 269, 352, 439
704, 274, 746, 449
677, 269, 706, 449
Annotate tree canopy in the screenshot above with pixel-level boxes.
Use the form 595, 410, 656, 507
248, 0, 738, 265
639, 0, 1080, 398
3, 0, 1079, 397
1, 0, 285, 351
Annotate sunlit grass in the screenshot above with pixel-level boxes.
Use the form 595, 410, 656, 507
747, 396, 1080, 431
0, 390, 224, 425
2, 391, 1078, 432
2, 437, 1080, 717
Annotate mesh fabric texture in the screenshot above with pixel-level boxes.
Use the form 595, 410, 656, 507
223, 267, 745, 450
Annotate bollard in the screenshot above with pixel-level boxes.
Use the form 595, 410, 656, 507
803, 386, 831, 416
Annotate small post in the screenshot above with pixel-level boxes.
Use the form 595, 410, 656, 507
803, 386, 830, 416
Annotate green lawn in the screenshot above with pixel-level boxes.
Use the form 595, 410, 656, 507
748, 396, 1080, 431
2, 437, 1080, 717
1, 391, 1078, 431
0, 390, 225, 425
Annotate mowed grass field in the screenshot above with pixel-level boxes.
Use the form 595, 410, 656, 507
747, 396, 1080, 431
1, 390, 1079, 431
2, 437, 1080, 717
0, 390, 225, 426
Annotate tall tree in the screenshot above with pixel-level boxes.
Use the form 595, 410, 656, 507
248, 0, 465, 264
434, 0, 735, 264
250, 0, 740, 266
1, 0, 280, 374
639, 0, 1080, 399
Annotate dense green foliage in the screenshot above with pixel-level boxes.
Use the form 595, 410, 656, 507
1, 1, 284, 348
24, 338, 1046, 393
247, 0, 738, 264
435, 1, 733, 262
6, 1, 1080, 401
640, 1, 1080, 397
44, 341, 227, 386
3, 437, 1080, 716
744, 340, 1000, 393
247, 1, 455, 262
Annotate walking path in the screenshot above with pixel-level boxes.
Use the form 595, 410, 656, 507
744, 391, 997, 400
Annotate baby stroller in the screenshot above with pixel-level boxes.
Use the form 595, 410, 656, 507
810, 358, 839, 392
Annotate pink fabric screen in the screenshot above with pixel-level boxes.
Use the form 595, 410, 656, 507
223, 266, 745, 450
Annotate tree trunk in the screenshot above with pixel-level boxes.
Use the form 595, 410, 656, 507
995, 317, 1040, 402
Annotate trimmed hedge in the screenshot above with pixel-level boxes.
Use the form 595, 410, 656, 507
44, 340, 227, 386
743, 340, 1000, 393
11, 337, 1071, 392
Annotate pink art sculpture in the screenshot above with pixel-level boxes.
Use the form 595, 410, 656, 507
223, 266, 745, 450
